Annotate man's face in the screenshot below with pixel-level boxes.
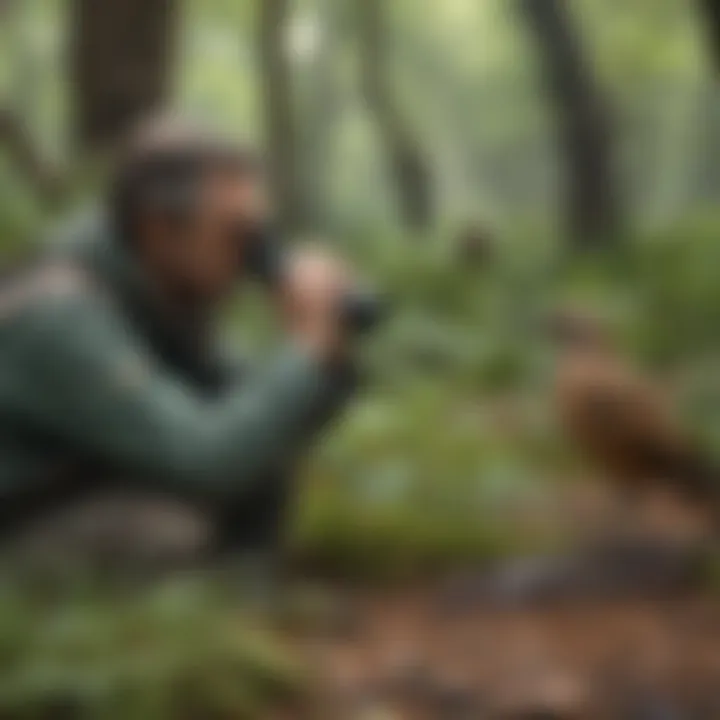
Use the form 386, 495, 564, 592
147, 169, 268, 304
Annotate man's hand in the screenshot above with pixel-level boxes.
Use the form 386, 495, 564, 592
280, 247, 354, 362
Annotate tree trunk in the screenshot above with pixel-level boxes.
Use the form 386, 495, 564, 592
257, 0, 305, 235
70, 0, 178, 151
357, 0, 434, 232
698, 0, 720, 72
297, 0, 344, 231
518, 0, 621, 247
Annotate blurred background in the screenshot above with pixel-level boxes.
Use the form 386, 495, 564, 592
3, 0, 720, 718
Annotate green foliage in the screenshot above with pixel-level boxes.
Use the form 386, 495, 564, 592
0, 582, 303, 720
287, 219, 720, 579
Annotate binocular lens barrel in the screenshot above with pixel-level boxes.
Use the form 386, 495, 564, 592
242, 227, 382, 333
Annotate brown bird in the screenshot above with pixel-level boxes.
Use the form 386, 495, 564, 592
435, 311, 719, 611
550, 310, 720, 523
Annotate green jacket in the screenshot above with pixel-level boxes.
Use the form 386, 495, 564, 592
0, 211, 355, 520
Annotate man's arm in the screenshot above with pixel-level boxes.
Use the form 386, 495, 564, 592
214, 337, 359, 430
4, 283, 349, 499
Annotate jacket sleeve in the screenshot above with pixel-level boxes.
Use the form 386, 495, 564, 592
3, 285, 350, 499
212, 341, 359, 443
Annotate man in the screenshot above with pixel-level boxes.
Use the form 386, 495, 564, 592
0, 116, 360, 580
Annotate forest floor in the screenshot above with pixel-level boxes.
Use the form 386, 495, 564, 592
287, 584, 720, 719
280, 492, 720, 719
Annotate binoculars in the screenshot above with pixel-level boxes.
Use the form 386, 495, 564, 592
243, 226, 383, 334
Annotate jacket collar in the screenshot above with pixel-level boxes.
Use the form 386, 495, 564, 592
64, 208, 215, 369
